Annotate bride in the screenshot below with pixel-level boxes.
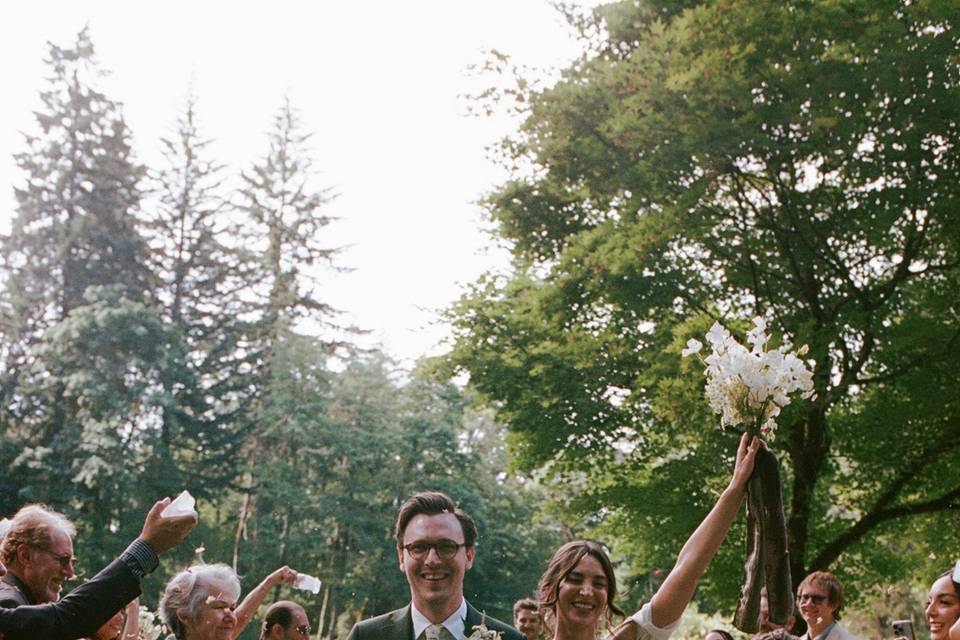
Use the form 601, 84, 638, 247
537, 433, 761, 640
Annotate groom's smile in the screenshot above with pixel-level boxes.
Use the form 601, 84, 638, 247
398, 512, 475, 620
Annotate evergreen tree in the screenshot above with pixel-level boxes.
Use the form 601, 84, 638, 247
0, 28, 154, 518
143, 91, 253, 493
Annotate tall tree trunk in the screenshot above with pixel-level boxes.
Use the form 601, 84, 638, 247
316, 585, 330, 640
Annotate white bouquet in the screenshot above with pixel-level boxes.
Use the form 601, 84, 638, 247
682, 317, 815, 437
137, 605, 167, 640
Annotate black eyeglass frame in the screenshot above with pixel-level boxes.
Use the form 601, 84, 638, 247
400, 541, 467, 560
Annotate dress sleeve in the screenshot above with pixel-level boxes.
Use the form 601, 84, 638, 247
628, 602, 682, 640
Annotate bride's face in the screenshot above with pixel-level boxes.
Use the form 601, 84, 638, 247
556, 554, 609, 631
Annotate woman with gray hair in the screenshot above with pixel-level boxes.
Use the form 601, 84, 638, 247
160, 564, 297, 640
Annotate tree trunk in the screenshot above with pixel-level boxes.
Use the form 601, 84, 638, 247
316, 585, 329, 640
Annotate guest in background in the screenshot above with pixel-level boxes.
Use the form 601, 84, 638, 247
794, 572, 856, 640
88, 599, 138, 640
753, 587, 796, 639
514, 598, 543, 640
160, 563, 297, 640
0, 496, 196, 640
0, 504, 77, 606
897, 565, 960, 640
259, 601, 310, 640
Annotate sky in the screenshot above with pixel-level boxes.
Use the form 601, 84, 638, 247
1, 1, 598, 368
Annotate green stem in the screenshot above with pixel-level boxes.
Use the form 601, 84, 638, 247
749, 400, 768, 438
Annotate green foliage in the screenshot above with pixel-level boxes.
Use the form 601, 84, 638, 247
0, 29, 563, 640
447, 0, 960, 611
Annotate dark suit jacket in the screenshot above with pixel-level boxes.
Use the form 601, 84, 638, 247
0, 574, 33, 608
347, 601, 524, 640
0, 558, 140, 640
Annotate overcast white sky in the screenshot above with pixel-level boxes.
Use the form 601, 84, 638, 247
1, 1, 597, 367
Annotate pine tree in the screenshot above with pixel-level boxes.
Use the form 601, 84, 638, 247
235, 97, 340, 345
0, 28, 155, 533
143, 91, 253, 492
228, 98, 344, 573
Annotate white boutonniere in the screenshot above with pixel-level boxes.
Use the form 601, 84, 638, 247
465, 613, 502, 640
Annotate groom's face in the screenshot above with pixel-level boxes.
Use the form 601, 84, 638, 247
398, 512, 475, 614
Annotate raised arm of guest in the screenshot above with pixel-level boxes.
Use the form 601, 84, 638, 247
0, 497, 197, 640
232, 566, 298, 638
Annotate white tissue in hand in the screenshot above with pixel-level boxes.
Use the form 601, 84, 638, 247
161, 490, 196, 517
294, 573, 321, 594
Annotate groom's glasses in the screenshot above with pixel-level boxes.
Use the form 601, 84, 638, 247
402, 541, 466, 560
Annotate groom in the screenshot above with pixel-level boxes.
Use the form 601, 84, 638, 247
347, 492, 523, 640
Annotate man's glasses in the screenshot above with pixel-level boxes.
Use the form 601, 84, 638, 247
33, 546, 76, 570
797, 593, 827, 605
401, 541, 466, 560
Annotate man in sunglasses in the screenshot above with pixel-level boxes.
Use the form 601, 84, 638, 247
794, 571, 857, 640
347, 492, 523, 640
0, 505, 76, 607
260, 601, 311, 640
0, 496, 196, 640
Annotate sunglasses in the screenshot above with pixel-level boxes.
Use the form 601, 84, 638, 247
797, 593, 827, 605
32, 546, 77, 570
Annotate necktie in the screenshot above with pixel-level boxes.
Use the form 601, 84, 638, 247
423, 623, 454, 640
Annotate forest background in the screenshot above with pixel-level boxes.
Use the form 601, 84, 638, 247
2, 1, 959, 639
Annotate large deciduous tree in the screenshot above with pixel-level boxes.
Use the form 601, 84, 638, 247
447, 0, 960, 605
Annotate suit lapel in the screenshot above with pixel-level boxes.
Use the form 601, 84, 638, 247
393, 604, 415, 640
463, 602, 483, 637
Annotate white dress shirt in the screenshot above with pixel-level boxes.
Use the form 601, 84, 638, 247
412, 598, 468, 640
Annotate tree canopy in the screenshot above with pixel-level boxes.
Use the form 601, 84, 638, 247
447, 0, 960, 605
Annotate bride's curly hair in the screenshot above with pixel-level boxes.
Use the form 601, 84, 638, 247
537, 540, 625, 635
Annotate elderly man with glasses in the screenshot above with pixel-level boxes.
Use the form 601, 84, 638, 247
0, 505, 77, 607
0, 496, 196, 640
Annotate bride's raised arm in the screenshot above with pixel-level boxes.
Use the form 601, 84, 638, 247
611, 432, 760, 640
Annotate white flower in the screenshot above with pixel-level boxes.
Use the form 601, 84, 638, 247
465, 615, 503, 640
705, 321, 730, 347
681, 338, 703, 357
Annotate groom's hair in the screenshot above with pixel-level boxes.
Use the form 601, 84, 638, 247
395, 491, 478, 548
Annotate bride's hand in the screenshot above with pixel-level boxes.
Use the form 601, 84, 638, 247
730, 432, 762, 491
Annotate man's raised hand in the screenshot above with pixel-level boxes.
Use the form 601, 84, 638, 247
140, 497, 198, 554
